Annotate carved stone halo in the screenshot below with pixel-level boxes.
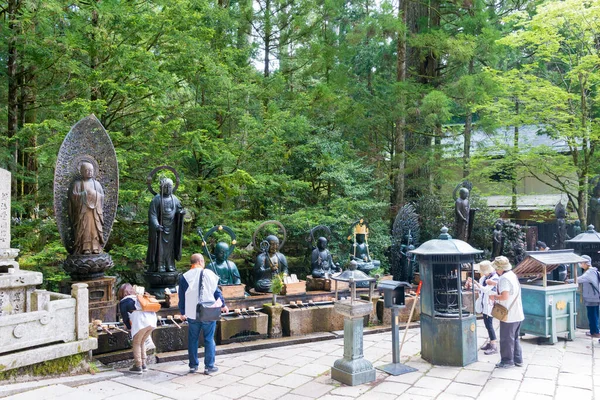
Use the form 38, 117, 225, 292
146, 165, 180, 196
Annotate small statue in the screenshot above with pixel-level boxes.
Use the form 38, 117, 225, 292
207, 242, 241, 286
492, 221, 503, 258
454, 187, 470, 242
69, 161, 105, 255
391, 204, 420, 282
400, 234, 416, 284
588, 182, 600, 230
254, 235, 289, 293
147, 178, 185, 273
311, 237, 341, 278
572, 220, 582, 238
349, 219, 380, 286
555, 202, 567, 250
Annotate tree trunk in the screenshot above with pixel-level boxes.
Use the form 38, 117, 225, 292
462, 58, 475, 179
392, 0, 407, 210
7, 0, 20, 196
511, 99, 519, 212
90, 7, 100, 102
263, 0, 271, 78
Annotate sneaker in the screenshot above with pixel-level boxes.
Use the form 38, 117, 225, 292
515, 362, 523, 367
204, 366, 219, 375
142, 364, 148, 372
495, 362, 514, 369
585, 332, 600, 337
189, 367, 198, 373
129, 366, 143, 375
484, 344, 498, 355
480, 342, 491, 351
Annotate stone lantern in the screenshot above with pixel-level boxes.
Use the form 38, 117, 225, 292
409, 227, 482, 366
330, 261, 376, 386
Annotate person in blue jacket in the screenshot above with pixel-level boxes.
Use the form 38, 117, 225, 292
178, 254, 228, 374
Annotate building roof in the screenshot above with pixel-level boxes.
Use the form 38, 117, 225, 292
513, 250, 586, 276
442, 125, 571, 157
486, 193, 568, 210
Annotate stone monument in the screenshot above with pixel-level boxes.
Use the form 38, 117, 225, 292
54, 115, 119, 322
588, 180, 600, 230
0, 168, 96, 371
145, 166, 184, 298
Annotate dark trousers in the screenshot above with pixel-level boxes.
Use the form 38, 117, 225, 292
499, 321, 522, 365
588, 306, 600, 335
483, 314, 497, 341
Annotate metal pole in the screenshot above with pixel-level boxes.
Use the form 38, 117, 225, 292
391, 307, 400, 363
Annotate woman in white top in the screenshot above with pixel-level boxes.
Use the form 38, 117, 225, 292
467, 260, 500, 354
118, 283, 157, 374
489, 256, 525, 368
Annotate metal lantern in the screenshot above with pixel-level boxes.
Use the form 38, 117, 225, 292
409, 227, 482, 367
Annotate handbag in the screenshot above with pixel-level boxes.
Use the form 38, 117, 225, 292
491, 290, 520, 322
195, 270, 222, 322
137, 293, 161, 312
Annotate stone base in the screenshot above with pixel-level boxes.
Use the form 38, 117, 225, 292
63, 253, 113, 280
0, 270, 43, 315
218, 313, 268, 344
0, 337, 97, 371
94, 330, 132, 355
281, 281, 306, 296
306, 276, 331, 291
152, 324, 194, 353
61, 276, 117, 322
331, 359, 376, 386
282, 304, 344, 336
262, 303, 284, 338
144, 271, 180, 299
220, 284, 245, 299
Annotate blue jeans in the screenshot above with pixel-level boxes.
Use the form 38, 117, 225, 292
187, 319, 216, 369
587, 306, 600, 335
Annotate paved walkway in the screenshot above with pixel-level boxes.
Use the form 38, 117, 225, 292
4, 321, 599, 400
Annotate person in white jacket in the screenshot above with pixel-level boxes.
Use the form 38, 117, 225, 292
178, 254, 228, 374
466, 260, 500, 354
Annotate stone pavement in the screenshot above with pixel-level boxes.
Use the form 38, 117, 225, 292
3, 320, 599, 400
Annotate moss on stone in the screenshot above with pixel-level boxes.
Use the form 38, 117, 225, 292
0, 353, 87, 382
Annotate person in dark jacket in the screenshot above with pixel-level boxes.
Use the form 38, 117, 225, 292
570, 255, 600, 338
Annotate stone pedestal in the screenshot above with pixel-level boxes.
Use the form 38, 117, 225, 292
331, 299, 376, 386
306, 276, 331, 291
61, 276, 117, 322
63, 252, 114, 281
262, 303, 284, 338
0, 268, 43, 316
220, 284, 245, 299
144, 270, 180, 299
218, 313, 268, 344
282, 304, 344, 336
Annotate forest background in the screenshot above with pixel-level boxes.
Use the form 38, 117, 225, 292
1, 0, 599, 289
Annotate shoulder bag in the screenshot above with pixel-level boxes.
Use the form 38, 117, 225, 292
196, 270, 222, 322
137, 293, 161, 313
491, 289, 520, 322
